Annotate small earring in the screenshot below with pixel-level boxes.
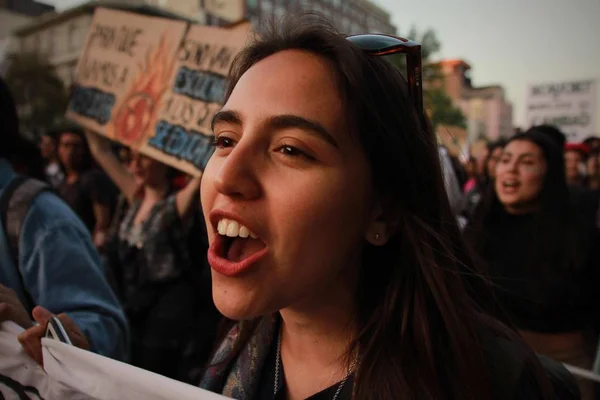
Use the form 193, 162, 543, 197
374, 233, 381, 241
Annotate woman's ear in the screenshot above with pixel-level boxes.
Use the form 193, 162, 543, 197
365, 195, 399, 246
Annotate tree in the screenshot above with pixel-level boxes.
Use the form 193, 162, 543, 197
426, 88, 466, 129
387, 27, 466, 131
5, 52, 68, 141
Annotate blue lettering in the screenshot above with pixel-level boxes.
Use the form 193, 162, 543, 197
173, 66, 226, 103
68, 85, 115, 125
147, 120, 170, 151
147, 121, 214, 171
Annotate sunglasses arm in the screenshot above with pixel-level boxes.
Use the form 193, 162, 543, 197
406, 50, 424, 114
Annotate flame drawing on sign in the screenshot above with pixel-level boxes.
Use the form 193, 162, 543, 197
113, 32, 176, 147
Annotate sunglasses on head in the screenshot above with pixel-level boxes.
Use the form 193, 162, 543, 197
346, 34, 423, 114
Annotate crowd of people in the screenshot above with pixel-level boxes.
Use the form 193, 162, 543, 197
1, 13, 600, 400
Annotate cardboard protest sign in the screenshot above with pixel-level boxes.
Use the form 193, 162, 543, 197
67, 7, 252, 176
139, 22, 252, 176
66, 8, 187, 148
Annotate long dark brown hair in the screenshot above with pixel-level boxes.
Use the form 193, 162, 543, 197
216, 15, 553, 399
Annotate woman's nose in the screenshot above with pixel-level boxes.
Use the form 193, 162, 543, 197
213, 144, 261, 201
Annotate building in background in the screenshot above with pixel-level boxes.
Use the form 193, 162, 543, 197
143, 0, 200, 19
5, 1, 192, 86
438, 59, 513, 142
0, 0, 54, 73
2, 0, 396, 87
0, 0, 53, 20
241, 0, 396, 34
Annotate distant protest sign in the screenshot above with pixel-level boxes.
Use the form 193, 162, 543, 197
525, 79, 597, 143
67, 8, 251, 176
139, 22, 252, 175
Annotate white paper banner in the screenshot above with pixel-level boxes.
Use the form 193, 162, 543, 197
0, 322, 230, 400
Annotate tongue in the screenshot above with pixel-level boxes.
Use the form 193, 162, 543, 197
227, 238, 266, 262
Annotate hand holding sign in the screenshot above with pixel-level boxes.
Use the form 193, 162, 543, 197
18, 306, 89, 367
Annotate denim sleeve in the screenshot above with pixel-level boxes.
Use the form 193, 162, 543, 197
19, 192, 129, 361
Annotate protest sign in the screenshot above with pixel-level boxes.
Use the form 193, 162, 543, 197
67, 8, 252, 176
525, 79, 597, 143
65, 8, 187, 148
139, 21, 252, 176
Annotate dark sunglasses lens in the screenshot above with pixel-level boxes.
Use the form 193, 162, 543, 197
347, 34, 404, 52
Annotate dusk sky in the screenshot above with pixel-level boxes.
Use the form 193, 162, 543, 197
44, 0, 600, 130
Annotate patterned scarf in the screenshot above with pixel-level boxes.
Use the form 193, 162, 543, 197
200, 315, 278, 399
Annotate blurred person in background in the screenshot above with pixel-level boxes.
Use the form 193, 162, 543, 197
536, 125, 567, 149
0, 75, 128, 364
466, 128, 600, 399
461, 139, 507, 223
583, 136, 600, 153
10, 137, 47, 182
485, 139, 507, 183
462, 156, 479, 193
564, 142, 589, 187
56, 127, 117, 248
39, 131, 64, 187
538, 127, 599, 226
117, 145, 132, 167
86, 131, 219, 382
582, 137, 600, 191
585, 148, 600, 191
438, 145, 464, 216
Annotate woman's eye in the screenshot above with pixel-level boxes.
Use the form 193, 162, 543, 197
276, 144, 313, 160
211, 136, 235, 149
279, 145, 302, 156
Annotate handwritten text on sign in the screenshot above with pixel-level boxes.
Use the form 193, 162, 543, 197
525, 79, 597, 143
141, 22, 251, 175
66, 8, 187, 149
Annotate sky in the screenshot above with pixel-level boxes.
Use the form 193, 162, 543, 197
375, 0, 600, 129
43, 0, 600, 129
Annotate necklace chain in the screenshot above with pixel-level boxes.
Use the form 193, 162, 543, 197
273, 328, 356, 400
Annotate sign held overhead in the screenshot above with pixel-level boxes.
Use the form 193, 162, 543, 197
525, 79, 597, 143
66, 7, 252, 176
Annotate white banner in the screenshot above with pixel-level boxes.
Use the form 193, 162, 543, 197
525, 79, 597, 143
0, 322, 230, 400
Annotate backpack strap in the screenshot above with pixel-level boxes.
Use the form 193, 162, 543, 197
0, 176, 51, 311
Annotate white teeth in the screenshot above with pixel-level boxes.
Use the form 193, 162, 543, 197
217, 219, 227, 235
226, 220, 240, 237
218, 219, 258, 239
239, 226, 250, 238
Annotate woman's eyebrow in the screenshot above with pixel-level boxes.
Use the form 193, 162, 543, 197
211, 110, 243, 132
265, 114, 339, 148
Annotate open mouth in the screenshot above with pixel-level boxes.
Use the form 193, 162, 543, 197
208, 218, 269, 276
502, 180, 521, 189
221, 235, 267, 262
